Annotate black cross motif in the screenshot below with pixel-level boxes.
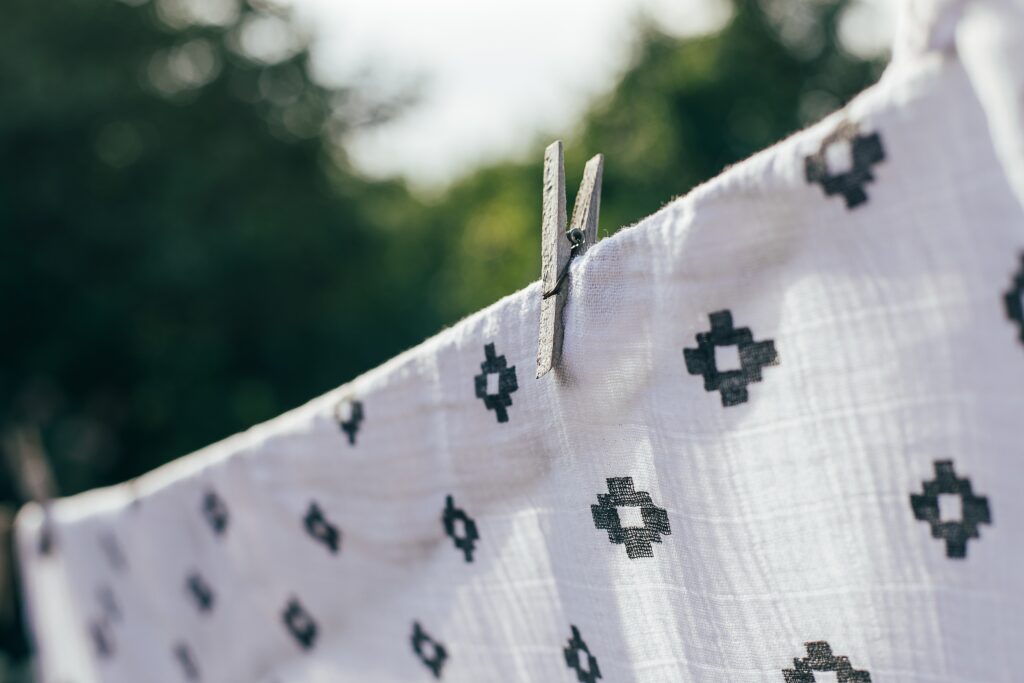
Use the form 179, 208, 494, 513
473, 343, 518, 423
202, 490, 229, 537
683, 310, 778, 407
782, 641, 871, 682
910, 460, 991, 559
563, 625, 602, 683
282, 598, 318, 651
303, 501, 341, 555
186, 572, 215, 613
804, 120, 885, 209
89, 619, 114, 658
1003, 253, 1024, 345
591, 477, 671, 559
98, 531, 127, 572
174, 642, 200, 681
442, 495, 479, 563
335, 398, 364, 445
411, 621, 447, 679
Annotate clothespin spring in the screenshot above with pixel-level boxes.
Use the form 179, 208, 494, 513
541, 228, 585, 300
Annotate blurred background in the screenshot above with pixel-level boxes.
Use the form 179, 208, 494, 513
0, 0, 891, 677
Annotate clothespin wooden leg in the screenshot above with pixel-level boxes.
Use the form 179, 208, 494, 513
536, 141, 604, 378
537, 141, 568, 379
569, 154, 603, 257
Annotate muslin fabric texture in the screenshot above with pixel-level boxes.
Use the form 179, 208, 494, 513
16, 3, 1024, 682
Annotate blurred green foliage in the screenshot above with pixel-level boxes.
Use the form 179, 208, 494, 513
0, 0, 880, 665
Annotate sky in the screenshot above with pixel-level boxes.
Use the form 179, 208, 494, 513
287, 0, 895, 188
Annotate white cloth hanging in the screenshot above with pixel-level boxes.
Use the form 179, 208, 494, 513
17, 3, 1024, 681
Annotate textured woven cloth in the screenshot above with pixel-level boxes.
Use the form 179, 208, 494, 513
17, 4, 1024, 682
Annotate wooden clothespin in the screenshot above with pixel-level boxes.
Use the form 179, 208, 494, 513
536, 140, 603, 378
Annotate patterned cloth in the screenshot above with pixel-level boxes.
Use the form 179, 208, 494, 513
17, 4, 1024, 682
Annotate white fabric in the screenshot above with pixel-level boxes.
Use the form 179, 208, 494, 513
17, 11, 1024, 683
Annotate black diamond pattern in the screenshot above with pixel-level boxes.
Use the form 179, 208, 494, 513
564, 625, 602, 683
97, 585, 120, 622
174, 642, 200, 681
591, 477, 671, 559
89, 619, 114, 658
684, 310, 778, 407
303, 501, 341, 555
186, 572, 215, 613
37, 523, 54, 557
783, 641, 871, 682
98, 531, 127, 572
411, 621, 447, 679
282, 598, 318, 651
805, 121, 885, 209
442, 495, 479, 563
473, 343, 518, 423
202, 490, 229, 537
335, 398, 364, 445
1003, 253, 1024, 345
911, 460, 991, 559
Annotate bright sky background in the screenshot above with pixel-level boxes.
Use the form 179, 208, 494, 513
288, 0, 895, 188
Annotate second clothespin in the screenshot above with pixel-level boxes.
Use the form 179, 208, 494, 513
536, 140, 603, 378
4, 427, 59, 555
